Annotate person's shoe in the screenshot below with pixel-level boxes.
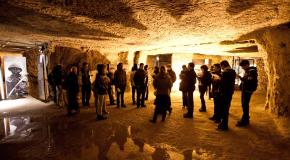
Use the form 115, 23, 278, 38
215, 119, 221, 123
96, 115, 107, 120
199, 108, 206, 112
141, 105, 146, 108
209, 116, 216, 121
133, 102, 136, 105
110, 102, 116, 105
121, 104, 126, 108
183, 113, 193, 118
217, 124, 228, 131
149, 119, 156, 123
103, 111, 109, 114
168, 108, 172, 115
236, 120, 249, 127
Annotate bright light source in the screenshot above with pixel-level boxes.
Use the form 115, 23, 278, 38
205, 59, 209, 65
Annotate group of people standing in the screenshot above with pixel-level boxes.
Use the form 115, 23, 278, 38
177, 60, 257, 130
48, 59, 258, 130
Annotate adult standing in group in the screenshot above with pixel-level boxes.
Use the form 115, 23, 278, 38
209, 64, 222, 123
197, 65, 212, 112
66, 66, 79, 115
236, 60, 258, 127
81, 62, 91, 107
179, 65, 188, 108
130, 64, 138, 105
94, 64, 110, 120
166, 64, 176, 90
53, 64, 65, 107
144, 65, 149, 100
183, 62, 197, 118
134, 63, 146, 108
107, 64, 115, 105
218, 60, 236, 130
114, 63, 127, 108
151, 66, 172, 123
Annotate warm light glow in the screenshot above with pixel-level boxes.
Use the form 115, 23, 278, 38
0, 96, 49, 112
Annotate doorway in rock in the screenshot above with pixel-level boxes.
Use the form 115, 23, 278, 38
146, 54, 172, 90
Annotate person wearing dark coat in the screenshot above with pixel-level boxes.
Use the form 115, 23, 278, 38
183, 62, 197, 118
130, 64, 138, 104
236, 60, 258, 127
66, 66, 79, 115
81, 62, 91, 107
179, 65, 188, 108
94, 64, 110, 120
197, 65, 212, 112
209, 64, 222, 123
150, 66, 172, 123
217, 60, 236, 130
144, 65, 149, 100
114, 63, 127, 108
107, 64, 115, 105
134, 63, 146, 108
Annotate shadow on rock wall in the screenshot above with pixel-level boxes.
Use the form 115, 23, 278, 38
45, 0, 147, 30
226, 0, 260, 15
0, 3, 123, 40
49, 46, 110, 72
152, 0, 199, 19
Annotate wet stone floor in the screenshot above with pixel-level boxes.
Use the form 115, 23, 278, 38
0, 91, 290, 160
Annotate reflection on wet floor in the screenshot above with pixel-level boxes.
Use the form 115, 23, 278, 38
0, 113, 32, 141
0, 114, 214, 160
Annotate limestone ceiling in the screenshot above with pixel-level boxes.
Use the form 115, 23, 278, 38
0, 0, 289, 55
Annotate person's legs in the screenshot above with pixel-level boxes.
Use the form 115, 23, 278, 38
82, 85, 86, 106
121, 87, 125, 107
199, 86, 207, 112
145, 85, 149, 100
141, 86, 146, 107
184, 91, 193, 118
237, 91, 252, 126
182, 91, 187, 108
132, 86, 136, 104
136, 88, 141, 108
218, 94, 232, 130
116, 88, 121, 107
97, 95, 103, 116
108, 85, 115, 105
85, 85, 91, 106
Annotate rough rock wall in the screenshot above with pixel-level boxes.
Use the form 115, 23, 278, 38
49, 46, 110, 73
253, 24, 290, 117
23, 49, 39, 98
256, 58, 268, 93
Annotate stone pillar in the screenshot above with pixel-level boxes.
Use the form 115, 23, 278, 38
255, 58, 268, 93
255, 24, 290, 117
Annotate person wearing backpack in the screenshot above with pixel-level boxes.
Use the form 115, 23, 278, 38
197, 65, 212, 112
236, 60, 258, 127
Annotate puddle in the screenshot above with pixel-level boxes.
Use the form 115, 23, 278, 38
0, 114, 215, 160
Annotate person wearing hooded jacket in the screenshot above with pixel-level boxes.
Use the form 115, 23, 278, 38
236, 60, 258, 127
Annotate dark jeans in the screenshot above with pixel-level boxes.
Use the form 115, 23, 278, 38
136, 86, 145, 107
131, 85, 137, 104
182, 91, 187, 107
241, 91, 253, 122
82, 85, 91, 106
107, 85, 115, 104
67, 91, 79, 114
116, 86, 125, 106
153, 95, 170, 121
220, 93, 233, 127
199, 85, 207, 109
185, 91, 194, 115
145, 84, 149, 100
213, 93, 221, 120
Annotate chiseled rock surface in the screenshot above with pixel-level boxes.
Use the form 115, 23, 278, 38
0, 0, 289, 53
